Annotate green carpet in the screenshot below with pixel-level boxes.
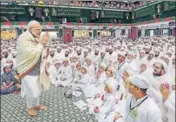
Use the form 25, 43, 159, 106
1, 86, 97, 122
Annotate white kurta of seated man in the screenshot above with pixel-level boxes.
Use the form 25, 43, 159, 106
59, 65, 73, 87
88, 77, 117, 119
49, 65, 62, 86
83, 72, 107, 100
71, 73, 92, 94
125, 95, 163, 122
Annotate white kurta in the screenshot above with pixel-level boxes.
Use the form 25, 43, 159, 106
164, 90, 175, 122
54, 52, 64, 62
88, 77, 117, 120
21, 75, 41, 98
125, 95, 163, 122
84, 72, 107, 100
49, 66, 62, 86
87, 64, 95, 81
147, 74, 173, 105
93, 55, 101, 72
127, 60, 139, 72
104, 53, 110, 66
59, 65, 73, 87
115, 61, 131, 84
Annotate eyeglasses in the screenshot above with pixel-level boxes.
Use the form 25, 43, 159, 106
153, 64, 163, 70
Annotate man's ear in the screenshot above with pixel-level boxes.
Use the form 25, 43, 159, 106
136, 87, 140, 92
161, 69, 165, 75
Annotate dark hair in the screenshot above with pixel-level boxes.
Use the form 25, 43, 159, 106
133, 84, 148, 93
140, 88, 148, 93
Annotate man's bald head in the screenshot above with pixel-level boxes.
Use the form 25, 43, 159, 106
27, 20, 42, 38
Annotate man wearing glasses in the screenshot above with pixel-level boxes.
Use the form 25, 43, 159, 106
147, 59, 173, 122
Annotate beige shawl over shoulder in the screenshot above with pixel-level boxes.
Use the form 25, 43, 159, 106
16, 31, 50, 90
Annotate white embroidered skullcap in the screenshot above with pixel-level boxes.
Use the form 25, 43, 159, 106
124, 69, 138, 76
167, 50, 172, 54
118, 51, 126, 58
54, 60, 62, 65
145, 45, 151, 49
149, 51, 155, 55
140, 50, 145, 53
3, 62, 11, 68
108, 66, 116, 76
63, 58, 69, 62
128, 75, 149, 89
83, 48, 88, 52
57, 46, 61, 49
85, 56, 92, 61
154, 59, 168, 71
127, 51, 134, 56
81, 65, 88, 71
105, 80, 117, 93
155, 48, 160, 52
99, 62, 107, 70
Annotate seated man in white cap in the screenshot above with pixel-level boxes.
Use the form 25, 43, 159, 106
54, 47, 64, 62
49, 60, 62, 86
85, 56, 95, 82
136, 50, 146, 66
88, 66, 117, 120
100, 51, 109, 66
126, 51, 139, 72
47, 48, 56, 65
71, 65, 92, 97
108, 47, 117, 66
70, 62, 82, 85
1, 63, 21, 95
76, 48, 84, 65
101, 70, 138, 122
139, 60, 153, 77
93, 49, 101, 72
59, 58, 73, 87
115, 51, 131, 86
5, 59, 16, 75
83, 63, 107, 101
153, 48, 160, 59
83, 49, 89, 62
147, 59, 173, 108
118, 69, 138, 102
124, 75, 163, 122
145, 51, 155, 68
95, 63, 107, 88
1, 50, 9, 72
63, 49, 70, 59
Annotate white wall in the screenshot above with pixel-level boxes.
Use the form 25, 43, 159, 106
125, 28, 128, 37
137, 21, 170, 29
141, 29, 145, 36
41, 31, 58, 39
115, 29, 121, 38
163, 29, 168, 35
150, 30, 154, 37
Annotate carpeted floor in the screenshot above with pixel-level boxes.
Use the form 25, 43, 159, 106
1, 86, 97, 122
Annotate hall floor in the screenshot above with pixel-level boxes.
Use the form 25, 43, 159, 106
1, 86, 97, 122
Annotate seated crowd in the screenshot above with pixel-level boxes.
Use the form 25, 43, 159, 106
1, 35, 175, 122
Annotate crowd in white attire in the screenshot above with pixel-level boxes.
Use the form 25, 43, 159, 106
1, 35, 175, 122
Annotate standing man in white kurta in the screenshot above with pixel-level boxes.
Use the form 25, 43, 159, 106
16, 20, 50, 116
